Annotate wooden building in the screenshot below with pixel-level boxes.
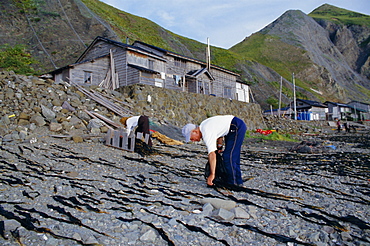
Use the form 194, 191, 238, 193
324, 101, 352, 121
51, 36, 249, 102
289, 99, 328, 120
347, 101, 370, 121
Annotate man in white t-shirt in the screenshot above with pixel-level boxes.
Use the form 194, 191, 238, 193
182, 115, 247, 187
120, 115, 152, 146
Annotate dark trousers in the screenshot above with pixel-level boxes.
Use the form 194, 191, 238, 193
222, 117, 247, 185
135, 115, 152, 146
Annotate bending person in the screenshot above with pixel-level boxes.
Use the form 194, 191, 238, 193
182, 115, 246, 187
120, 115, 152, 147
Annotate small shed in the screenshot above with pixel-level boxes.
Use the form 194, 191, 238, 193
290, 99, 328, 120
347, 101, 370, 121
324, 101, 352, 121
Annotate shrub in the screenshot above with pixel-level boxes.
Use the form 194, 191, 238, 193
0, 44, 38, 75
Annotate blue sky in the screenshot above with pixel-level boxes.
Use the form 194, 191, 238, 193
100, 0, 370, 49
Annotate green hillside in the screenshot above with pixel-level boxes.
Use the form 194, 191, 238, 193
229, 33, 315, 101
230, 33, 311, 78
309, 4, 370, 27
80, 0, 243, 72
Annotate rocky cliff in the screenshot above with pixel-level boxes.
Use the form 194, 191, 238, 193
231, 8, 370, 107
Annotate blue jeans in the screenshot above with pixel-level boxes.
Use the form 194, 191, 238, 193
222, 117, 247, 185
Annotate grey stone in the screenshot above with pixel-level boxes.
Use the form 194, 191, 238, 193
1, 220, 22, 239
45, 236, 60, 246
247, 205, 258, 219
231, 207, 250, 219
62, 101, 75, 112
41, 105, 56, 121
140, 229, 157, 242
30, 114, 46, 126
49, 122, 63, 132
201, 203, 214, 216
322, 225, 335, 234
341, 231, 353, 241
87, 118, 104, 129
200, 198, 236, 210
167, 218, 178, 226
212, 208, 235, 221
83, 235, 99, 245
72, 232, 82, 241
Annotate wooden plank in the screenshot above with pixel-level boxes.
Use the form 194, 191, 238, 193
120, 129, 128, 149
112, 130, 120, 147
89, 111, 121, 128
144, 133, 150, 144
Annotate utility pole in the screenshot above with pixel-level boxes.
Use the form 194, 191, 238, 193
206, 37, 212, 94
293, 73, 297, 120
278, 76, 282, 117
206, 37, 211, 71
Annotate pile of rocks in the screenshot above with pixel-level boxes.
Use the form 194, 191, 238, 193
0, 71, 131, 143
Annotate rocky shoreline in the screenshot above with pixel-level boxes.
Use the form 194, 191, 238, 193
1, 71, 369, 245
0, 128, 369, 246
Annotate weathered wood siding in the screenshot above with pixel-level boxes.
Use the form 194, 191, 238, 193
211, 69, 236, 99
69, 57, 109, 86
80, 40, 115, 61
113, 48, 127, 88
55, 37, 247, 103
54, 69, 71, 84
55, 56, 109, 85
164, 56, 187, 91
126, 67, 140, 86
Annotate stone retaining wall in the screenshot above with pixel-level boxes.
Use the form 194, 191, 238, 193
119, 84, 266, 130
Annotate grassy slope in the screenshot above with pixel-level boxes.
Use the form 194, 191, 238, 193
229, 33, 314, 100
80, 0, 243, 72
308, 4, 370, 27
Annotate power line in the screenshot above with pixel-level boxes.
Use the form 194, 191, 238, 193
76, 0, 117, 37
24, 13, 57, 69
56, 0, 87, 48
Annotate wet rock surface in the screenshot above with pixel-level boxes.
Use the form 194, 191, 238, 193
0, 131, 369, 246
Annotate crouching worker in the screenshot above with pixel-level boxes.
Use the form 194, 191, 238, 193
120, 115, 152, 147
182, 115, 246, 187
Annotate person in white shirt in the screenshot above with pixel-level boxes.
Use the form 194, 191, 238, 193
120, 115, 152, 146
182, 115, 246, 187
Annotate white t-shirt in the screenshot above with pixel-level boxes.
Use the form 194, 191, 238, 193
199, 115, 234, 154
125, 116, 140, 134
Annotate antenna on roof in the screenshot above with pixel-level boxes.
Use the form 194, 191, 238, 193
206, 37, 211, 70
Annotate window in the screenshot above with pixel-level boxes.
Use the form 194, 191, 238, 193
174, 57, 186, 68
224, 87, 232, 99
173, 75, 182, 86
84, 71, 92, 84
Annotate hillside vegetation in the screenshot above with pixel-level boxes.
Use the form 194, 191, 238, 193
309, 4, 370, 27
80, 0, 243, 73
